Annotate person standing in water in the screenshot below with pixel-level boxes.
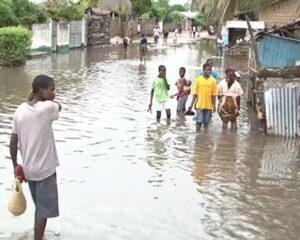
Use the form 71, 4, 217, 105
188, 63, 217, 132
217, 67, 243, 130
139, 33, 148, 62
10, 75, 62, 240
148, 65, 171, 120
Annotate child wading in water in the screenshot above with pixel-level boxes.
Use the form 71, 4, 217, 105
171, 67, 191, 113
139, 33, 148, 62
10, 75, 62, 240
148, 65, 171, 120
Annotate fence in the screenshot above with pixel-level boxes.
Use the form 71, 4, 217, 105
110, 18, 138, 39
265, 87, 300, 137
31, 19, 87, 53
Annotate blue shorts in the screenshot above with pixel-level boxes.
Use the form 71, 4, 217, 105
196, 109, 212, 125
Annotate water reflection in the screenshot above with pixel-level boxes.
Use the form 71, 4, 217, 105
0, 40, 300, 240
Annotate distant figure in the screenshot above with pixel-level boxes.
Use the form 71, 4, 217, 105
173, 28, 178, 43
189, 25, 192, 37
192, 26, 196, 38
179, 25, 182, 34
217, 37, 224, 57
148, 65, 171, 120
139, 33, 147, 62
153, 25, 160, 44
217, 68, 243, 131
163, 29, 169, 42
197, 26, 201, 37
123, 37, 130, 50
236, 36, 243, 45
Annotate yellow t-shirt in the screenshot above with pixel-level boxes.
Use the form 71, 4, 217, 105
193, 75, 217, 109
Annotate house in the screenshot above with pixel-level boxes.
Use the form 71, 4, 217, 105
258, 0, 300, 28
222, 20, 265, 46
99, 0, 132, 18
247, 19, 300, 137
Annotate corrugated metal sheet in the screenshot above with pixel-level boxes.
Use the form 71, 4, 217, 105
69, 21, 82, 49
265, 87, 300, 137
258, 35, 300, 68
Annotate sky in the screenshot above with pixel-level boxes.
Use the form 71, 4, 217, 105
169, 0, 188, 6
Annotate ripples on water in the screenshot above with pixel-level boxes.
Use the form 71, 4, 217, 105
0, 41, 299, 240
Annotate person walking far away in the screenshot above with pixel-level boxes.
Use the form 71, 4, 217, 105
188, 63, 217, 132
148, 65, 171, 120
139, 33, 148, 63
153, 25, 160, 44
10, 75, 62, 240
217, 37, 224, 57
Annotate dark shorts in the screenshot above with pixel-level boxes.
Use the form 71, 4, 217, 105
177, 95, 188, 112
196, 109, 212, 125
28, 173, 59, 218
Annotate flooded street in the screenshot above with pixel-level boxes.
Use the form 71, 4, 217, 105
0, 40, 300, 240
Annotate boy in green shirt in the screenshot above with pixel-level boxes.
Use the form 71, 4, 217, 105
148, 65, 171, 120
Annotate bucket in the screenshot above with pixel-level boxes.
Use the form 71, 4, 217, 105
8, 179, 26, 216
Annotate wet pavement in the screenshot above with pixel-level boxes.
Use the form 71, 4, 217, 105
0, 39, 300, 240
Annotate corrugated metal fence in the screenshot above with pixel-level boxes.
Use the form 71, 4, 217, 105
265, 87, 300, 137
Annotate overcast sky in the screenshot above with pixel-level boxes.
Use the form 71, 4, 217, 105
169, 0, 188, 6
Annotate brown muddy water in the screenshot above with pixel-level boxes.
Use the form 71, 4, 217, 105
0, 40, 300, 240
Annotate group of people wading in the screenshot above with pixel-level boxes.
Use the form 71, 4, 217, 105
148, 59, 243, 131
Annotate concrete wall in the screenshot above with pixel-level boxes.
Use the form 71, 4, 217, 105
31, 21, 52, 52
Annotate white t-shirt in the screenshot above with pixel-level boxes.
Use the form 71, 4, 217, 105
217, 79, 243, 97
12, 101, 60, 181
153, 28, 160, 36
217, 38, 224, 46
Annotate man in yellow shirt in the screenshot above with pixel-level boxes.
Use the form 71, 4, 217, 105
188, 63, 217, 132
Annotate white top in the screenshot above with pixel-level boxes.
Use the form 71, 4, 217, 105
153, 28, 160, 36
12, 101, 60, 181
217, 38, 224, 46
217, 79, 243, 97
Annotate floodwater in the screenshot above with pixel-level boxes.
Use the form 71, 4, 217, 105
0, 39, 300, 240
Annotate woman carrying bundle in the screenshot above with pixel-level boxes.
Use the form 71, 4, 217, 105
217, 68, 243, 131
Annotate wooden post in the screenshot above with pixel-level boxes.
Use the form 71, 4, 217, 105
246, 16, 261, 71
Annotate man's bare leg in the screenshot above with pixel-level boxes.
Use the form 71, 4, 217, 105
34, 211, 47, 240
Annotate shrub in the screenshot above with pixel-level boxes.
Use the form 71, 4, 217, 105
0, 27, 32, 66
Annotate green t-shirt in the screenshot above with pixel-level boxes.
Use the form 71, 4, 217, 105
151, 77, 169, 102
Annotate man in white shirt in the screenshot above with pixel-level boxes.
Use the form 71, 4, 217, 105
217, 37, 224, 57
153, 25, 160, 44
10, 75, 62, 240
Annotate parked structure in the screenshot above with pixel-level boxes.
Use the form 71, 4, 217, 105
223, 20, 265, 57
247, 19, 300, 137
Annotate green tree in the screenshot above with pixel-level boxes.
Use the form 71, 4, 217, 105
169, 10, 183, 23
0, 1, 19, 27
150, 2, 167, 21
11, 0, 47, 26
0, 0, 47, 27
131, 0, 152, 16
44, 0, 84, 21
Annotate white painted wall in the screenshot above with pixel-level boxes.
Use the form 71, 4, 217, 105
31, 21, 51, 50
